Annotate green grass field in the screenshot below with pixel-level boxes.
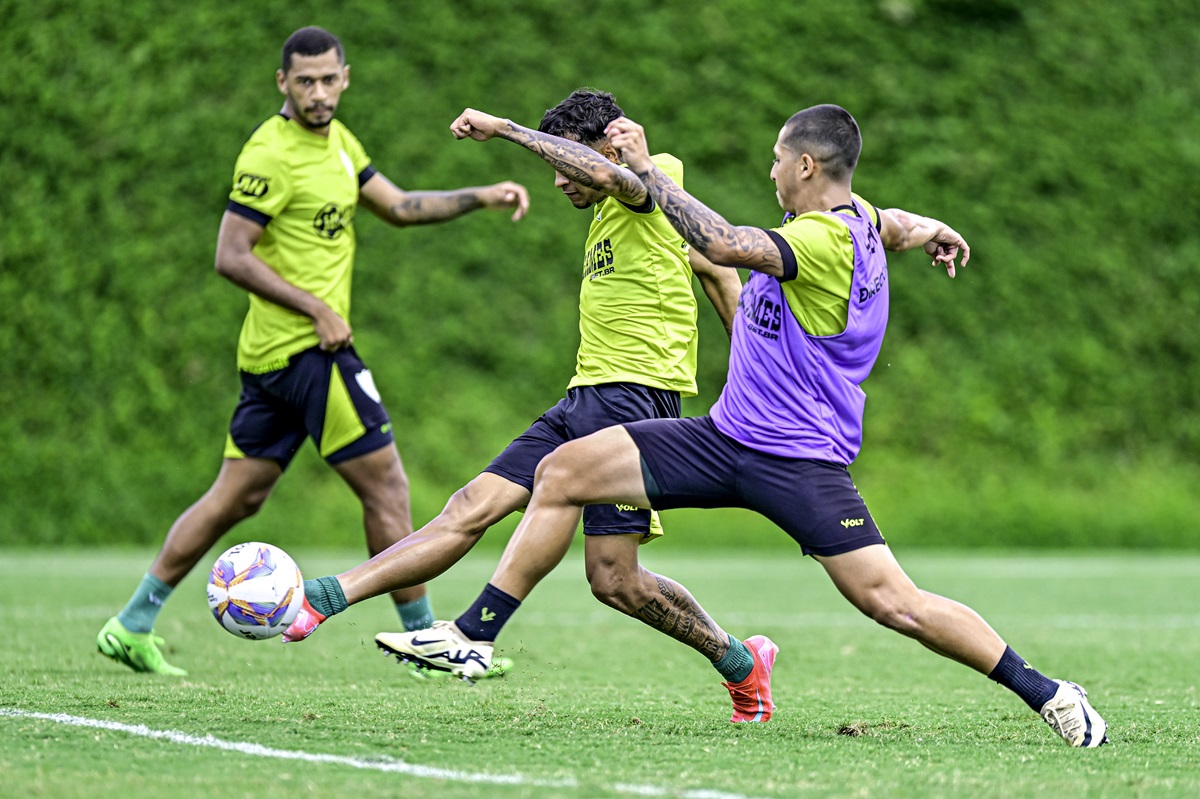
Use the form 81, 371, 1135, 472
2, 544, 1198, 798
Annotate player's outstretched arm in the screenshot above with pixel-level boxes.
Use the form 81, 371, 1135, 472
878, 207, 971, 278
359, 172, 529, 227
606, 116, 785, 276
215, 211, 352, 350
450, 107, 648, 206
689, 249, 742, 338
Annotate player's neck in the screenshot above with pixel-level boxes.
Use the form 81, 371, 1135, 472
792, 184, 852, 216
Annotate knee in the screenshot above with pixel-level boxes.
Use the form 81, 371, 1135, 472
435, 487, 494, 538
229, 485, 271, 521
858, 591, 926, 635
532, 448, 581, 501
587, 563, 642, 614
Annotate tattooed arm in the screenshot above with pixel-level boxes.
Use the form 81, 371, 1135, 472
605, 116, 786, 276
450, 108, 648, 206
878, 207, 971, 278
358, 171, 528, 227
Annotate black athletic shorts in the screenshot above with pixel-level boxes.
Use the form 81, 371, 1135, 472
624, 415, 886, 557
225, 346, 394, 470
485, 382, 680, 537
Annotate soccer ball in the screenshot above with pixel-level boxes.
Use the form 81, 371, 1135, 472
207, 542, 305, 640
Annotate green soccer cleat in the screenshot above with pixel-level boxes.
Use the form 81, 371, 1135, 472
96, 616, 188, 676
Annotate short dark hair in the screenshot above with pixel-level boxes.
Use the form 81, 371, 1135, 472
538, 88, 623, 145
782, 105, 861, 182
281, 27, 344, 73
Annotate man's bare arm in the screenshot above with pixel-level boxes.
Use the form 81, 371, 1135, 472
689, 249, 742, 337
450, 109, 647, 206
214, 211, 352, 350
358, 172, 528, 227
605, 116, 785, 275
878, 207, 971, 277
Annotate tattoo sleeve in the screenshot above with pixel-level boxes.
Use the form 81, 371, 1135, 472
501, 123, 646, 203
638, 164, 780, 274
390, 191, 482, 224
634, 575, 728, 661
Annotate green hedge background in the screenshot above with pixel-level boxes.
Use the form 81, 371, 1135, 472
4, 0, 1197, 549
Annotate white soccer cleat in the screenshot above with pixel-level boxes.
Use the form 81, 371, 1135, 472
1040, 680, 1108, 748
375, 620, 493, 680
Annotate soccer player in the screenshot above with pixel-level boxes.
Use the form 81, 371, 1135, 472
374, 106, 1110, 747
95, 26, 530, 676
280, 90, 745, 668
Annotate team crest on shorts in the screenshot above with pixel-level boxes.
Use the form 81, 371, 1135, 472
355, 369, 381, 403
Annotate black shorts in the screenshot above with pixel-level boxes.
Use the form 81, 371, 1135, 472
624, 415, 886, 557
485, 383, 680, 537
225, 346, 394, 470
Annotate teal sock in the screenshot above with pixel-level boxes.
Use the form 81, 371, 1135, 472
397, 595, 435, 631
303, 576, 348, 618
713, 634, 753, 683
116, 573, 173, 634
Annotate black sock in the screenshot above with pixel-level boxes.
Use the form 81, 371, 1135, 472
455, 583, 521, 642
987, 646, 1059, 711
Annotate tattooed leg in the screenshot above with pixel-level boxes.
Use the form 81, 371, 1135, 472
585, 535, 731, 662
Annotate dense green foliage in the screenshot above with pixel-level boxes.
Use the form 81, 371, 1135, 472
4, 1, 1197, 547
5, 548, 1200, 797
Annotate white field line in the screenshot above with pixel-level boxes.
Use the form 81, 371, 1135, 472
1, 708, 763, 799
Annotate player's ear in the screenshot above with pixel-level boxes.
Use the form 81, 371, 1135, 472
343, 64, 351, 89
276, 69, 287, 94
599, 139, 620, 164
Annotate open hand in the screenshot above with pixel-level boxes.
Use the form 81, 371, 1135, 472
481, 180, 530, 221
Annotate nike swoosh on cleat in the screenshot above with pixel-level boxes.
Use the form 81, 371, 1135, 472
408, 636, 447, 648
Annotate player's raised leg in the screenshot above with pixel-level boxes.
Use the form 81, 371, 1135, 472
97, 457, 282, 675
816, 544, 1107, 746
375, 424, 777, 720
286, 470, 526, 683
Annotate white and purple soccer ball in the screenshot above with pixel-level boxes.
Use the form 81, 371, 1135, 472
207, 542, 304, 640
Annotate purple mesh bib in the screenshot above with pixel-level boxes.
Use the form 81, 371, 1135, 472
711, 200, 888, 463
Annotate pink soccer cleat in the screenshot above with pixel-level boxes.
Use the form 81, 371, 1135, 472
723, 635, 778, 723
281, 595, 327, 643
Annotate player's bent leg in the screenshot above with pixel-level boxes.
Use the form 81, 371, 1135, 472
307, 473, 531, 677
489, 426, 649, 600
585, 536, 777, 722
339, 472, 532, 605
817, 545, 1108, 745
331, 445, 416, 601
150, 457, 282, 586
98, 457, 281, 675
816, 544, 1006, 673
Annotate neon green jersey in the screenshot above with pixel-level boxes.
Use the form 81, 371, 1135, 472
776, 193, 881, 336
569, 153, 699, 397
226, 115, 374, 372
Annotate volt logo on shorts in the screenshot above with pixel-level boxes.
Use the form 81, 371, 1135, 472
840, 518, 865, 528
615, 504, 642, 512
